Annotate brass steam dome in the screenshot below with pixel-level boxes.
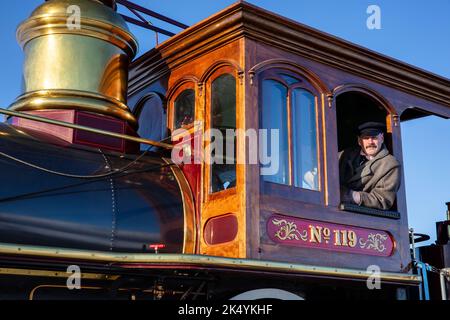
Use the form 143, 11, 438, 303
10, 0, 139, 127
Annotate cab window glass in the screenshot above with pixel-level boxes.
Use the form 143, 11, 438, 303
210, 73, 236, 193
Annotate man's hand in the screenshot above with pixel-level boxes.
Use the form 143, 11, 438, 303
341, 187, 353, 203
341, 187, 362, 205
351, 190, 362, 205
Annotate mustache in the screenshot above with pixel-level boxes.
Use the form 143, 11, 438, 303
366, 145, 377, 148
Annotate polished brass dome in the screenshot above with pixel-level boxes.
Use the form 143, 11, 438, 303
10, 0, 139, 127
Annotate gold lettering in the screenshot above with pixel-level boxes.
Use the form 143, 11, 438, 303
341, 230, 348, 246
323, 227, 331, 240
333, 230, 341, 246
348, 231, 357, 247
309, 225, 322, 243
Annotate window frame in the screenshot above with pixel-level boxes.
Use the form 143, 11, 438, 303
133, 92, 167, 150
204, 66, 239, 200
259, 69, 324, 205
168, 82, 196, 132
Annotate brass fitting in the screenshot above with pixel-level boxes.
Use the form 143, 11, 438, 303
9, 0, 139, 127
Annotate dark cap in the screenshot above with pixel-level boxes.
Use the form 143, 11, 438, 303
357, 122, 385, 137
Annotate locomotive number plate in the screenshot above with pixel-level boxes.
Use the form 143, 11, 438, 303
267, 215, 395, 256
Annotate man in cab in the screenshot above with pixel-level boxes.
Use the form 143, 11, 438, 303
339, 122, 401, 210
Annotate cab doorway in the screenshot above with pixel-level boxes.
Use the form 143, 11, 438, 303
335, 91, 391, 153
335, 90, 398, 213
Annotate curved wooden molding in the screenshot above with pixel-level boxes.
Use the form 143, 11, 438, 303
248, 58, 332, 95
166, 75, 199, 101
332, 83, 397, 115
199, 59, 244, 84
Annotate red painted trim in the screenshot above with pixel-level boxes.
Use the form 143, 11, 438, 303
12, 110, 139, 153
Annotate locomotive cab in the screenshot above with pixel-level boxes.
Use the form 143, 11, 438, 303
126, 0, 450, 299
0, 0, 449, 300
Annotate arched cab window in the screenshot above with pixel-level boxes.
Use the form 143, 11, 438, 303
207, 67, 237, 194
260, 70, 322, 203
170, 83, 195, 131
134, 93, 166, 151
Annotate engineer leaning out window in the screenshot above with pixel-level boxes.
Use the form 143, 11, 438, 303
339, 122, 401, 210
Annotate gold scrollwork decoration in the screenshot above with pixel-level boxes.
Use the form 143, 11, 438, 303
359, 233, 388, 252
272, 219, 308, 242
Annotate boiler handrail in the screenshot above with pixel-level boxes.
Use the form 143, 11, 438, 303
0, 108, 173, 150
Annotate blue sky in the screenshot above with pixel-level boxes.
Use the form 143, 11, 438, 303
0, 0, 449, 245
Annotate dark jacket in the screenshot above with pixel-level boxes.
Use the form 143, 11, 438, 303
339, 145, 401, 210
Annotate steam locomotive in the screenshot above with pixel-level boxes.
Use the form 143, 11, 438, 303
0, 0, 448, 300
